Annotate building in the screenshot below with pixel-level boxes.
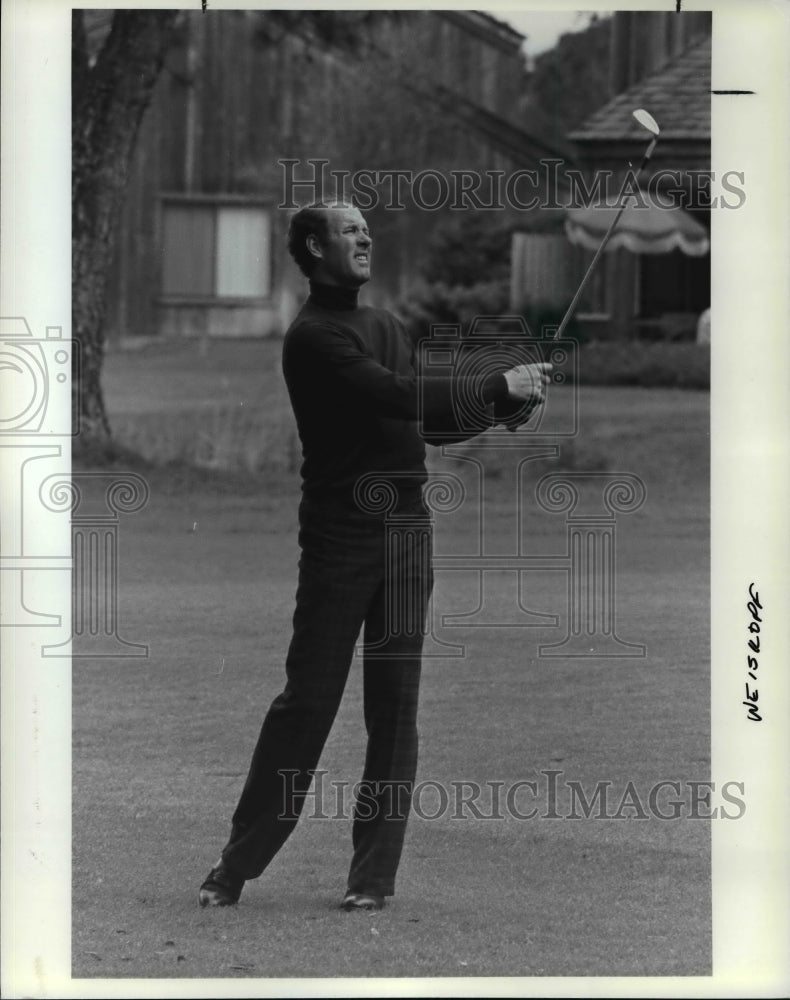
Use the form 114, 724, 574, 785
511, 11, 712, 341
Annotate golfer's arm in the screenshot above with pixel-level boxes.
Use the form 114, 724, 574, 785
493, 394, 540, 425
289, 324, 508, 421
409, 336, 539, 441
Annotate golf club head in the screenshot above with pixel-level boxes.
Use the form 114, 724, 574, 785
633, 108, 660, 135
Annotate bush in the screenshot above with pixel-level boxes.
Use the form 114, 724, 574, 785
396, 277, 510, 340
574, 341, 710, 389
420, 213, 512, 287
395, 213, 515, 338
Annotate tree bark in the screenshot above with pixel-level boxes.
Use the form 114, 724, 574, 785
72, 10, 178, 444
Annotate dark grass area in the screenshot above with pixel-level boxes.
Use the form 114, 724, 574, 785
100, 337, 709, 477
70, 340, 711, 980
104, 336, 710, 416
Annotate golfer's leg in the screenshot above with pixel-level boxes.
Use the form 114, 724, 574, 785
347, 521, 433, 897
222, 524, 379, 880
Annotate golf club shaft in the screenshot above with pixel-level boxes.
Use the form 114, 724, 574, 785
552, 136, 657, 341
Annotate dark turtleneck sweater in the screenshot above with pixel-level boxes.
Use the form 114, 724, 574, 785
282, 281, 511, 504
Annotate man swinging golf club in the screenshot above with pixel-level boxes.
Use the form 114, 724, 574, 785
198, 200, 551, 912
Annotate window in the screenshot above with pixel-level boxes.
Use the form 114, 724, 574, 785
160, 198, 272, 300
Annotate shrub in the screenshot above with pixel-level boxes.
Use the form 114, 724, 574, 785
574, 341, 710, 389
395, 213, 515, 339
420, 213, 513, 287
515, 299, 582, 342
396, 277, 510, 340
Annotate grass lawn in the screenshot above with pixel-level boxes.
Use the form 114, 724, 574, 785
72, 339, 711, 981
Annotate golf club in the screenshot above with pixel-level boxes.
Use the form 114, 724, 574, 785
552, 108, 661, 341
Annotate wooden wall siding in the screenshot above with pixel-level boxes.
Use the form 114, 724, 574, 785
430, 11, 524, 120
164, 34, 190, 191
608, 10, 711, 96
404, 12, 524, 130
480, 45, 497, 112
510, 233, 578, 312
104, 61, 164, 341
510, 236, 665, 341
605, 251, 638, 340
150, 11, 527, 195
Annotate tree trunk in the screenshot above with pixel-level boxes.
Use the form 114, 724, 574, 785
72, 10, 178, 444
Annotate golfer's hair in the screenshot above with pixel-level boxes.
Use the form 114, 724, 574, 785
287, 204, 329, 277
287, 202, 353, 277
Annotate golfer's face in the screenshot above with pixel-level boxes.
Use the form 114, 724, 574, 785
317, 207, 372, 288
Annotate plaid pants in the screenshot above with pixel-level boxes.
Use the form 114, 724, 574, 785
222, 494, 433, 897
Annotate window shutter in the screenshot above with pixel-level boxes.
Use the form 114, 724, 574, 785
161, 204, 215, 296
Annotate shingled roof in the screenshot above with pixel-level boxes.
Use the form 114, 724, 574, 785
569, 35, 710, 144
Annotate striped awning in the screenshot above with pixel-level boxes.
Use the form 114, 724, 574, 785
564, 200, 710, 256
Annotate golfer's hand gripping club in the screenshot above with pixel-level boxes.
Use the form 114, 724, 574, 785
503, 361, 552, 406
